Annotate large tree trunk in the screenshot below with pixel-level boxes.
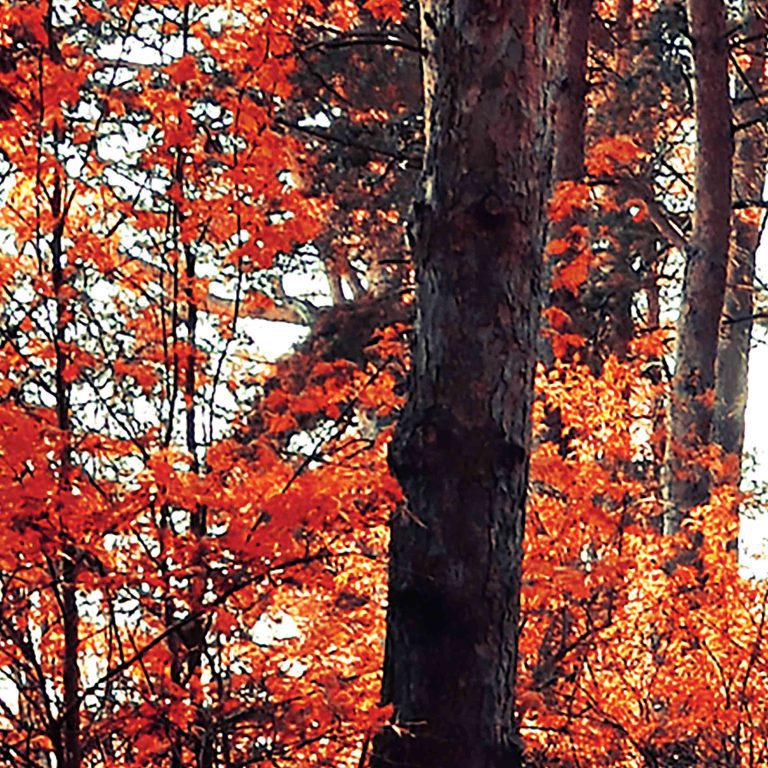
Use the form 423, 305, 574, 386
714, 10, 767, 481
664, 0, 732, 529
371, 2, 555, 768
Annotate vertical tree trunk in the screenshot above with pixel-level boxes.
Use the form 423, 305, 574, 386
371, 2, 554, 767
546, 0, 592, 359
714, 10, 767, 481
543, 0, 591, 454
554, 0, 590, 184
51, 180, 82, 768
665, 0, 732, 529
61, 555, 81, 768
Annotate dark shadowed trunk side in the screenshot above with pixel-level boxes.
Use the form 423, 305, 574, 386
714, 10, 766, 481
370, 2, 554, 767
665, 0, 732, 529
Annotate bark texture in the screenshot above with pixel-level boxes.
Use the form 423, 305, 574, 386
665, 0, 732, 529
714, 10, 767, 478
371, 2, 555, 767
553, 0, 590, 184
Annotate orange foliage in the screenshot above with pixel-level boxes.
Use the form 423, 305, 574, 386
520, 345, 768, 767
0, 0, 406, 764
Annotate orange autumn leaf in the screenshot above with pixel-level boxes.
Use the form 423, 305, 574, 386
586, 135, 644, 176
548, 181, 591, 222
551, 249, 591, 294
543, 305, 572, 331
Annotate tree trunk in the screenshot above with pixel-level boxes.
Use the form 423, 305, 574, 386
543, 0, 591, 453
61, 555, 82, 768
371, 2, 555, 767
714, 10, 767, 481
664, 0, 732, 529
546, 0, 592, 358
554, 0, 590, 184
52, 186, 82, 768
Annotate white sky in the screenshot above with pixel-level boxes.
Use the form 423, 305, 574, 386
737, 230, 768, 576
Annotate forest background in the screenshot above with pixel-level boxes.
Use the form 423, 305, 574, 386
0, 0, 767, 767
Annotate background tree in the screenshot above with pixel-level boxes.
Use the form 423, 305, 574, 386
521, 0, 768, 765
665, 0, 732, 524
714, 7, 767, 482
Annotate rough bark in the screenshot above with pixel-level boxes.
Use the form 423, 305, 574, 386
371, 2, 555, 767
665, 0, 732, 529
714, 11, 767, 479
